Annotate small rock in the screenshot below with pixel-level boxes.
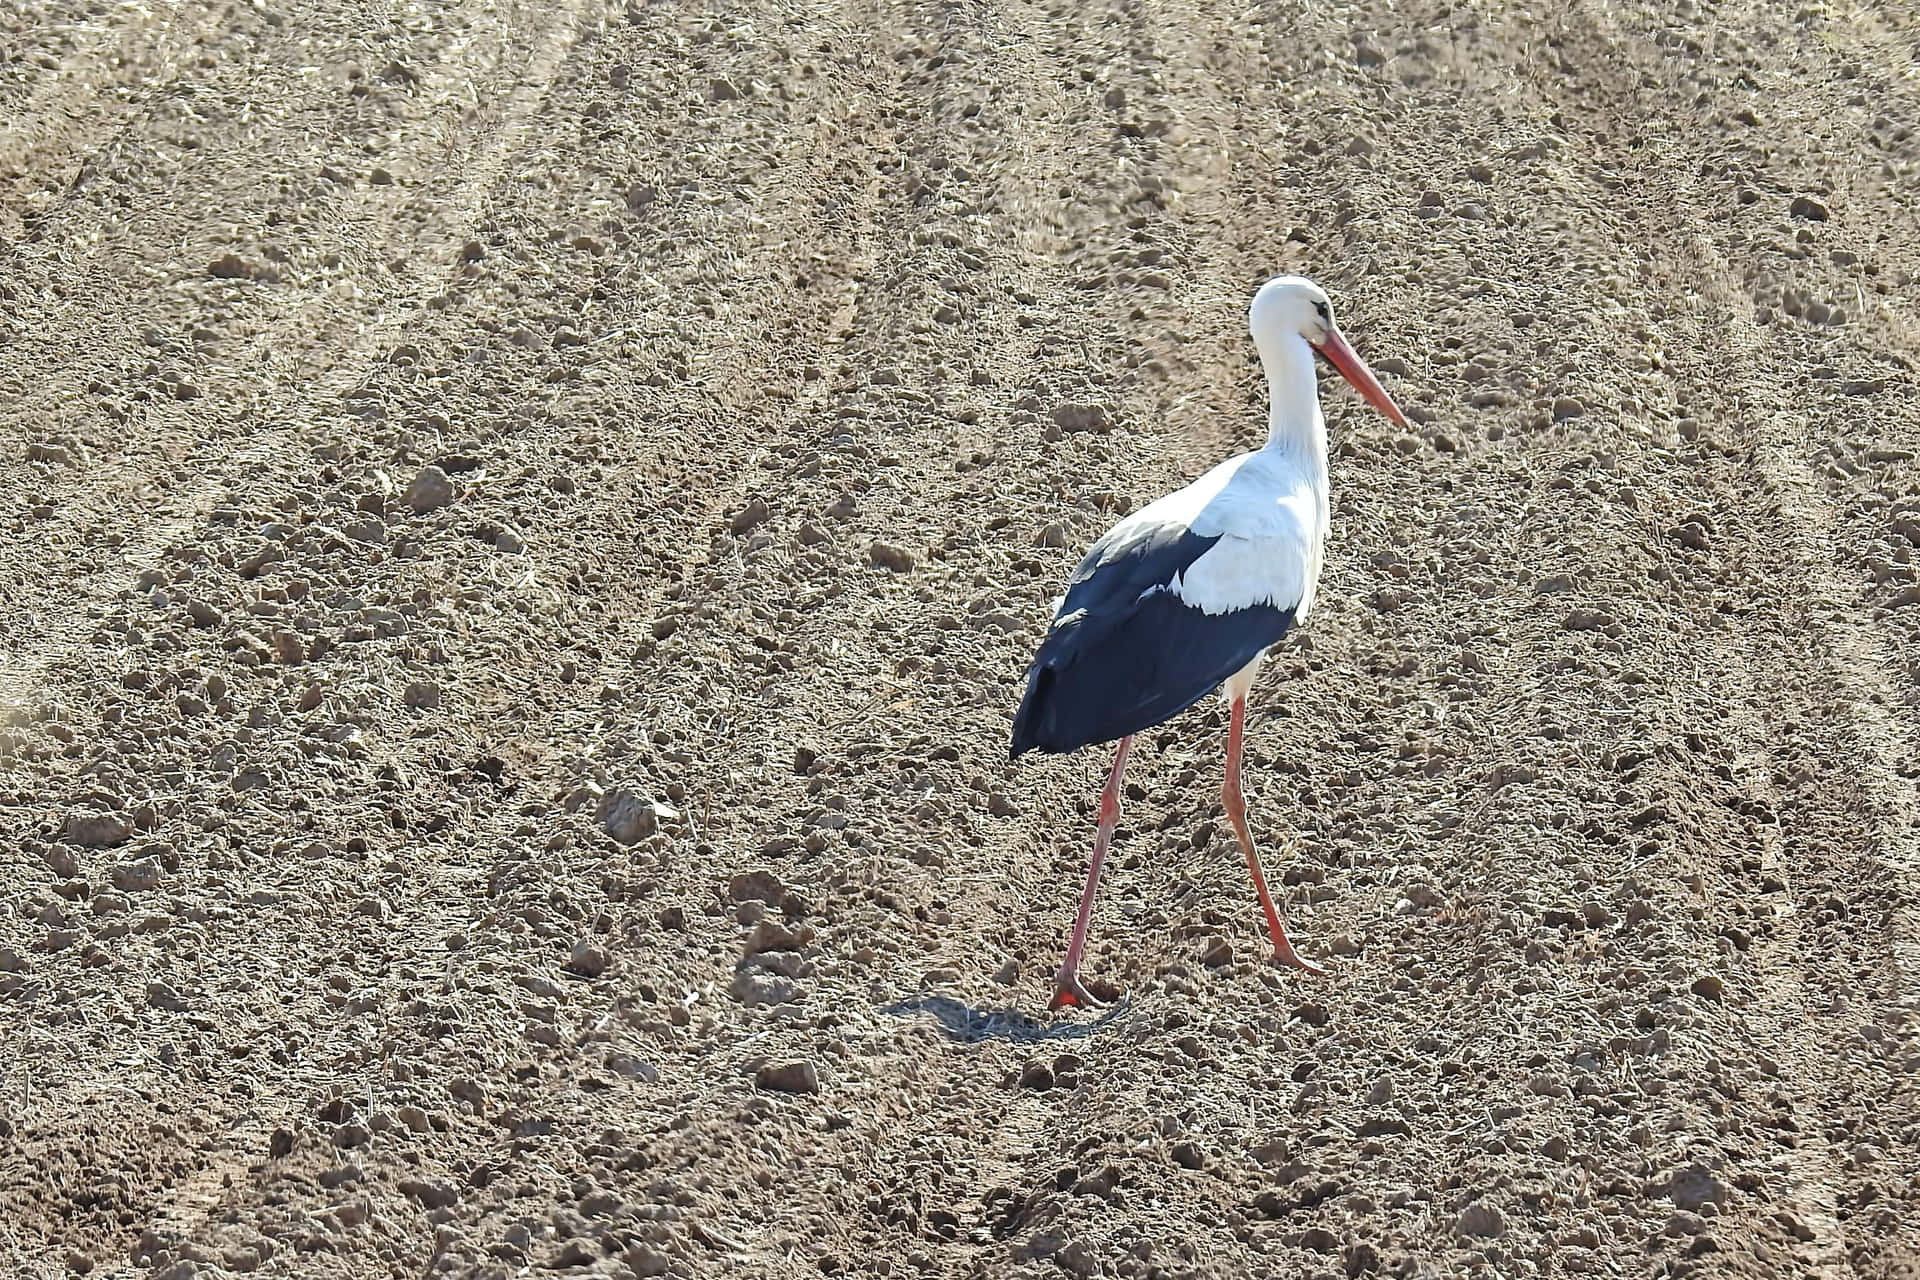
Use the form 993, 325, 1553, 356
743, 920, 814, 955
626, 1245, 671, 1277
25, 441, 76, 466
269, 1128, 294, 1157
597, 787, 675, 845
566, 939, 611, 977
332, 1122, 371, 1148
1667, 1210, 1707, 1236
1789, 195, 1829, 221
1057, 1239, 1100, 1276
399, 1177, 460, 1209
869, 540, 915, 572
111, 857, 164, 892
1170, 1141, 1205, 1170
1684, 968, 1727, 1000
146, 980, 188, 1011
65, 810, 132, 848
404, 465, 456, 513
1666, 1163, 1731, 1212
1197, 935, 1233, 968
1050, 402, 1110, 433
1036, 522, 1069, 548
729, 868, 786, 904
729, 497, 770, 535
731, 967, 797, 1007
1775, 1209, 1815, 1241
396, 1105, 431, 1133
993, 959, 1018, 985
343, 517, 385, 545
208, 253, 253, 280
1454, 1201, 1506, 1237
755, 1060, 820, 1093
403, 681, 440, 709
987, 792, 1017, 817
1551, 396, 1585, 420
607, 1053, 659, 1081
1018, 1060, 1055, 1090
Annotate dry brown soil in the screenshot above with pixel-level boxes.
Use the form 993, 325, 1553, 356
3, 1, 1920, 1277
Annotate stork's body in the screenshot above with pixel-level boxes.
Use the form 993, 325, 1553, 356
1011, 276, 1409, 1008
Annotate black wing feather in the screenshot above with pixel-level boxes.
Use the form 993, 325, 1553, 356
1010, 528, 1295, 757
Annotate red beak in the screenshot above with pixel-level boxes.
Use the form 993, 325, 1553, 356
1315, 329, 1410, 428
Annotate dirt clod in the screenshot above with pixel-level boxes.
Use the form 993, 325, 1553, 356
755, 1060, 821, 1094
404, 465, 456, 513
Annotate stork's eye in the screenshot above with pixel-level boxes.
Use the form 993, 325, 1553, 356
1313, 300, 1330, 321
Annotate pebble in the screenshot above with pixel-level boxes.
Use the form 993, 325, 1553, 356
65, 810, 132, 848
404, 465, 456, 513
869, 540, 915, 572
1050, 403, 1110, 433
399, 1177, 460, 1209
743, 920, 813, 955
1789, 195, 1829, 221
729, 497, 770, 535
597, 787, 674, 844
566, 939, 611, 977
729, 868, 785, 904
146, 980, 188, 1011
111, 857, 164, 892
626, 1245, 671, 1277
1454, 1201, 1506, 1237
1665, 1163, 1730, 1212
755, 1059, 820, 1093
1551, 396, 1585, 420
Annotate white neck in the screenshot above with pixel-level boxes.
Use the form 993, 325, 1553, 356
1256, 329, 1328, 463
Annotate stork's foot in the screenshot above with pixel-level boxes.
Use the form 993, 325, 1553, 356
1270, 938, 1329, 977
1050, 969, 1119, 1011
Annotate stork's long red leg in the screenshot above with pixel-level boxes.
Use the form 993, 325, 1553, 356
1053, 733, 1132, 1009
1224, 696, 1327, 975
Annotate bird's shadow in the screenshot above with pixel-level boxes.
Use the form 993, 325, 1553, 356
882, 993, 1132, 1043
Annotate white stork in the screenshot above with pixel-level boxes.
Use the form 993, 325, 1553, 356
1011, 276, 1410, 1008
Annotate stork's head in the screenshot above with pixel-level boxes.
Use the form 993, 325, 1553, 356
1249, 275, 1410, 427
